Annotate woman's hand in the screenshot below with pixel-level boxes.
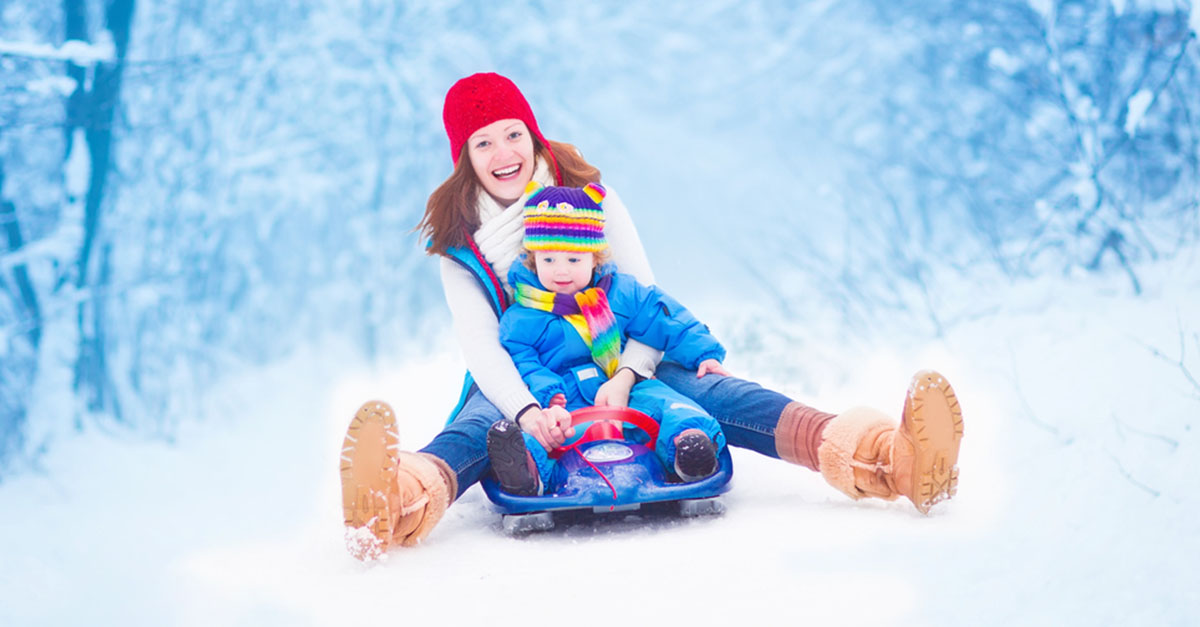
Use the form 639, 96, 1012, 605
696, 359, 731, 378
517, 404, 575, 451
594, 368, 637, 408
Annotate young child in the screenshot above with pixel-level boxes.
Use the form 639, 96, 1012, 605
487, 181, 730, 495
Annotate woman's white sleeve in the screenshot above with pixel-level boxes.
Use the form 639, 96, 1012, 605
602, 186, 664, 378
440, 257, 539, 419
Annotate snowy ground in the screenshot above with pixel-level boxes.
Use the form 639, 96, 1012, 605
1, 253, 1197, 626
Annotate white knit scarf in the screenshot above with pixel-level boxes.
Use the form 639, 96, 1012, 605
472, 157, 555, 295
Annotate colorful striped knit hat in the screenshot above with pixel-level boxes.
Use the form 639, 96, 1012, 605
522, 182, 608, 253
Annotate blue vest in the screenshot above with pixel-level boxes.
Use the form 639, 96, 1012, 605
441, 241, 510, 424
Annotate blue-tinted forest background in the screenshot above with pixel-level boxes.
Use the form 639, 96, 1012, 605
2, 0, 1198, 476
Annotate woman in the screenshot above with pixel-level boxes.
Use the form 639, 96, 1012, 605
339, 73, 964, 560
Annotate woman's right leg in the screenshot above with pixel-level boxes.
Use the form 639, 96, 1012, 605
340, 388, 502, 560
418, 387, 505, 499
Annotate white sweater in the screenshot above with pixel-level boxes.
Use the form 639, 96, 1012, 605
439, 160, 662, 419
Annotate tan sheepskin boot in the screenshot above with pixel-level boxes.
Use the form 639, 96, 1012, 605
817, 370, 964, 514
340, 401, 456, 561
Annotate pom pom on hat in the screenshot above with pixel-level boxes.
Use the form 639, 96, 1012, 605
523, 184, 608, 253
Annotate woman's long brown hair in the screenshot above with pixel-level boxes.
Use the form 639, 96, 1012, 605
417, 138, 601, 257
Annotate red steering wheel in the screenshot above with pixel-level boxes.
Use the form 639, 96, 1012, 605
548, 406, 661, 459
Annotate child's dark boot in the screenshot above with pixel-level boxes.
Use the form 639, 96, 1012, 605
673, 428, 718, 482
487, 419, 541, 496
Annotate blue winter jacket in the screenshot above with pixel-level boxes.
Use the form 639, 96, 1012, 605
499, 260, 726, 408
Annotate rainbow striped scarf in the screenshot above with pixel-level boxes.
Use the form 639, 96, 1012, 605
514, 273, 620, 378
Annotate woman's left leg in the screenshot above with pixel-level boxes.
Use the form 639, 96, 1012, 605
656, 363, 964, 514
653, 363, 834, 471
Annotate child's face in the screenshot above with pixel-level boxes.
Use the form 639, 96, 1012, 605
534, 251, 595, 294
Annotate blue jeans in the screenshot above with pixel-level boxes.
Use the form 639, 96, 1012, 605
418, 386, 501, 500
653, 361, 793, 460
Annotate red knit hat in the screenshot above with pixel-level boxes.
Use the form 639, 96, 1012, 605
442, 72, 562, 184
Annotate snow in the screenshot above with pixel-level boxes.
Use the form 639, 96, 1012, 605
0, 132, 86, 274
987, 48, 1022, 75
0, 37, 115, 66
1, 254, 1196, 625
1028, 0, 1056, 21
1073, 175, 1099, 209
2, 2, 1198, 624
1125, 88, 1154, 136
23, 75, 78, 97
64, 129, 90, 198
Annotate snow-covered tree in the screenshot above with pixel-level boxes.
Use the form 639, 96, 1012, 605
1, 0, 132, 471
1, 0, 1197, 475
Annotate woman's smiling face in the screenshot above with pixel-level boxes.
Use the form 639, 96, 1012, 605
467, 118, 536, 205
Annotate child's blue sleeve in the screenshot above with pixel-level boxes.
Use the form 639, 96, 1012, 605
499, 312, 567, 406
617, 276, 726, 369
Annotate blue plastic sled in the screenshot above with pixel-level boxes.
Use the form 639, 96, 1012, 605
481, 406, 733, 534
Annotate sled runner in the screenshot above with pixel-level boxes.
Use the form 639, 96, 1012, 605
481, 406, 733, 534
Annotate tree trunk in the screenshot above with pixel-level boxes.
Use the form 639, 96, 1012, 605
0, 178, 43, 349
68, 0, 136, 415
0, 161, 40, 468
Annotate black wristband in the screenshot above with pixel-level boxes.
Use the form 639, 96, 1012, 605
514, 403, 540, 425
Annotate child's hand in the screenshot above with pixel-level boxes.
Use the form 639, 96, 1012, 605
549, 393, 567, 408
518, 405, 576, 451
594, 368, 636, 408
696, 359, 731, 378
